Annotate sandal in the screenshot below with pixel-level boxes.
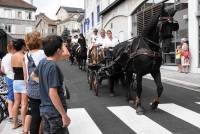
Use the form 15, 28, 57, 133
13, 120, 22, 129
22, 131, 28, 134
8, 117, 13, 123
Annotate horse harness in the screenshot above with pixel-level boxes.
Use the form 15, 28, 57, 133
129, 37, 161, 59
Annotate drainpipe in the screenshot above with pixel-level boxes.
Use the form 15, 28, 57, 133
188, 0, 199, 73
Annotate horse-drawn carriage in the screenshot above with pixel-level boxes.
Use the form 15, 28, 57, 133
87, 0, 179, 115
87, 45, 115, 96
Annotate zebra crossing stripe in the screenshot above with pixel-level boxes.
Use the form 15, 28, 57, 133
195, 102, 200, 105
68, 108, 103, 134
159, 103, 200, 129
107, 106, 172, 134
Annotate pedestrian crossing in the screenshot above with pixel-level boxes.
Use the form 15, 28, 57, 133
158, 103, 200, 129
68, 108, 102, 134
0, 102, 200, 134
195, 102, 200, 105
107, 106, 172, 134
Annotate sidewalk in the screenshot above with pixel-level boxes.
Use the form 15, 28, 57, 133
144, 67, 200, 92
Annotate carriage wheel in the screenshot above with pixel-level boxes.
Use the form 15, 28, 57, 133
87, 70, 93, 90
92, 72, 99, 96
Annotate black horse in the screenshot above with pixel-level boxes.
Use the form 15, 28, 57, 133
108, 4, 179, 114
70, 42, 87, 70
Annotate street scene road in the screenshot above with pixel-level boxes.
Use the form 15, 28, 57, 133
1, 60, 199, 134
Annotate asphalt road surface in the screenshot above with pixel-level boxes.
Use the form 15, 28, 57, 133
0, 60, 200, 134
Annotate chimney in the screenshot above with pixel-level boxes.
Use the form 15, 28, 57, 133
30, 0, 33, 5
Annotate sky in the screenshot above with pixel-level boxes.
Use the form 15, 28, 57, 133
24, 0, 84, 20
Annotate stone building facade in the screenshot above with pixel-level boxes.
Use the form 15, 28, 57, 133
0, 0, 36, 39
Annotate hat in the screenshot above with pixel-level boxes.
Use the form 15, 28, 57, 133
181, 38, 187, 43
93, 28, 98, 32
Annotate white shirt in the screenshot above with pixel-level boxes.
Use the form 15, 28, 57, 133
104, 37, 119, 48
72, 38, 78, 44
88, 34, 98, 50
96, 36, 107, 48
91, 34, 98, 44
1, 53, 14, 79
24, 50, 46, 80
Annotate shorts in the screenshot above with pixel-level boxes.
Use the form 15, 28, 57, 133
41, 112, 69, 134
13, 80, 27, 94
26, 97, 41, 133
27, 97, 41, 115
5, 77, 14, 101
176, 58, 181, 65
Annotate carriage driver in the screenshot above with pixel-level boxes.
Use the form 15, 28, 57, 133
104, 30, 119, 58
89, 28, 107, 64
95, 29, 107, 59
88, 28, 98, 63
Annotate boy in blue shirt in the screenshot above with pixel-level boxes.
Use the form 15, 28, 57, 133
31, 35, 71, 134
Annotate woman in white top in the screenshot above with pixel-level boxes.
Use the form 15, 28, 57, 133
1, 41, 15, 121
23, 32, 46, 133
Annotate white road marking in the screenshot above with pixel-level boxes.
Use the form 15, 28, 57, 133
107, 106, 172, 134
68, 108, 102, 134
159, 103, 200, 128
195, 102, 200, 105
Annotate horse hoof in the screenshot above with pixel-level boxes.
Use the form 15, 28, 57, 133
136, 105, 145, 115
150, 101, 159, 110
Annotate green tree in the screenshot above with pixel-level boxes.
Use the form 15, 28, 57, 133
61, 28, 70, 42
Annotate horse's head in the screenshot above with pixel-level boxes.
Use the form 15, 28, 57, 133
158, 8, 179, 39
142, 3, 179, 52
157, 5, 179, 52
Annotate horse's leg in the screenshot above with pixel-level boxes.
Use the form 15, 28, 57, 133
83, 59, 86, 71
127, 73, 136, 103
80, 57, 83, 70
109, 77, 115, 97
135, 74, 145, 115
150, 70, 163, 110
70, 55, 74, 65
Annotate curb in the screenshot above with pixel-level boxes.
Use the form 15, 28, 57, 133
143, 75, 200, 92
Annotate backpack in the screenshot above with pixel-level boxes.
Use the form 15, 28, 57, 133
27, 53, 39, 92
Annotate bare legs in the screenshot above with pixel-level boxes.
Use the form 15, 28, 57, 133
24, 115, 31, 133
182, 65, 189, 73
7, 100, 13, 119
177, 64, 182, 72
12, 93, 27, 129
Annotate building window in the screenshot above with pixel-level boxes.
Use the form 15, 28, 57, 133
97, 5, 100, 22
17, 11, 22, 19
91, 12, 94, 27
85, 18, 90, 31
80, 24, 83, 33
5, 25, 12, 33
4, 9, 12, 18
26, 12, 32, 20
84, 21, 86, 33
